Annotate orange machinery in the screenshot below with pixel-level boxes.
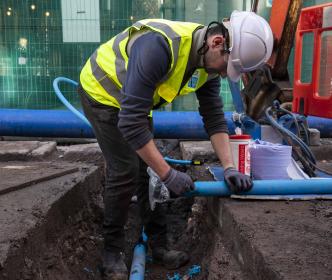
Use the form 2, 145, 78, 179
292, 2, 332, 119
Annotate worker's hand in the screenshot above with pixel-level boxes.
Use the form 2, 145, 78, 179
224, 167, 253, 194
163, 168, 195, 196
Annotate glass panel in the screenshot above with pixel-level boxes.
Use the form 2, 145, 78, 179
318, 30, 332, 97
300, 32, 314, 83
0, 0, 237, 111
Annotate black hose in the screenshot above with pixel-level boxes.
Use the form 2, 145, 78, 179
278, 106, 301, 137
299, 121, 310, 145
265, 106, 316, 164
265, 106, 332, 176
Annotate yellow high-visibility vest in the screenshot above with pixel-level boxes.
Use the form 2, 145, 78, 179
80, 19, 210, 108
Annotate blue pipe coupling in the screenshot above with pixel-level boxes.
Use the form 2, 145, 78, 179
188, 179, 332, 197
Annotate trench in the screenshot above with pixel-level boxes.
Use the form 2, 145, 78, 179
0, 140, 246, 280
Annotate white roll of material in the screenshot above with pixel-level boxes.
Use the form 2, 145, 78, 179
249, 140, 292, 180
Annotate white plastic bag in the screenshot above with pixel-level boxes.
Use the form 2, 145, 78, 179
147, 167, 170, 210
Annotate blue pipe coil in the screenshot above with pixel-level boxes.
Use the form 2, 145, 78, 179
129, 243, 146, 280
53, 77, 91, 127
0, 109, 331, 139
187, 179, 332, 197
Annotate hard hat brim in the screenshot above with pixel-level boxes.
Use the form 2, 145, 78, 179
222, 17, 240, 82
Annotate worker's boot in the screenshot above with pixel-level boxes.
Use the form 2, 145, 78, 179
152, 247, 189, 270
101, 250, 128, 280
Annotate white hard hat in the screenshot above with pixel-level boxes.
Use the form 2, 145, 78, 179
223, 11, 273, 82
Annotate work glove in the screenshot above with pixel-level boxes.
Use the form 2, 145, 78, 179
163, 168, 195, 196
224, 167, 253, 194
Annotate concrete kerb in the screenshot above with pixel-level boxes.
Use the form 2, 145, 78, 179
29, 141, 57, 158
57, 143, 103, 163
0, 141, 57, 161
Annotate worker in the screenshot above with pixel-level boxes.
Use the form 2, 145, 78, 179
78, 11, 273, 280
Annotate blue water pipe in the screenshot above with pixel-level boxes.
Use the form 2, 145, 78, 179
0, 109, 234, 139
129, 243, 146, 280
307, 116, 332, 137
129, 231, 147, 280
164, 156, 192, 165
0, 109, 95, 138
1, 108, 331, 139
187, 179, 332, 197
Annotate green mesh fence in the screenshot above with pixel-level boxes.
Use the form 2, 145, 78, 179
0, 0, 237, 111
1, 0, 330, 111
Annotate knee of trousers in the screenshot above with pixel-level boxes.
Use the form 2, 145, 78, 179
104, 161, 140, 191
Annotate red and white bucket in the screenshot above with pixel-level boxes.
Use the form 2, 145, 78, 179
229, 134, 251, 176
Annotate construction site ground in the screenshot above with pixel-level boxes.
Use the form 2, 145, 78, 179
0, 139, 332, 280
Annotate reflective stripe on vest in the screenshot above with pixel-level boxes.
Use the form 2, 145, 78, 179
90, 51, 124, 103
80, 19, 207, 108
112, 30, 129, 85
132, 20, 180, 82
92, 20, 181, 88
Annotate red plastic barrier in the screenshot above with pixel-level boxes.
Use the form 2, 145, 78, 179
293, 3, 332, 119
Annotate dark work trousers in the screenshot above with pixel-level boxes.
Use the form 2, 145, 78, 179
79, 86, 167, 253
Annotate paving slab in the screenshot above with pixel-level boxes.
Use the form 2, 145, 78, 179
180, 141, 217, 161
0, 162, 79, 195
57, 143, 103, 163
0, 141, 56, 161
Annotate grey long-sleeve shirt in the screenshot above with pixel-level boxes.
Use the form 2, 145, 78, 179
118, 31, 228, 151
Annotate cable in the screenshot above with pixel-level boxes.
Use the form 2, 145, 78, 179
265, 105, 332, 176
265, 106, 316, 164
278, 106, 301, 137
299, 121, 310, 145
